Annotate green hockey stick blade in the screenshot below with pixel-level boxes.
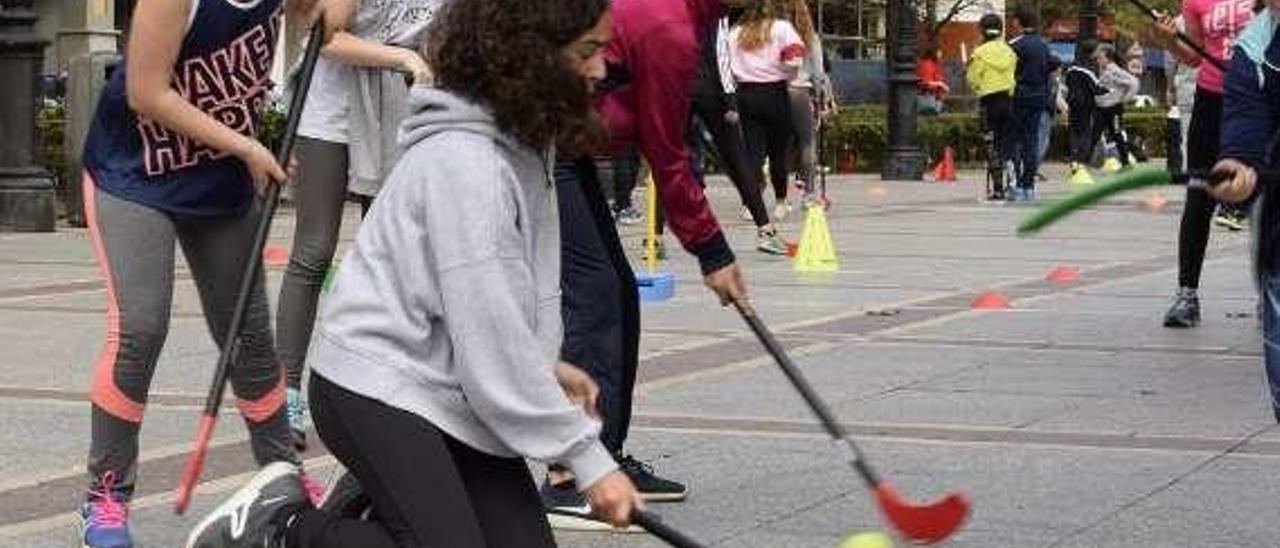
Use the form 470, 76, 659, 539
1017, 166, 1172, 236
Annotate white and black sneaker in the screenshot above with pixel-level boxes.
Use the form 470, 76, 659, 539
540, 479, 642, 533
185, 462, 309, 548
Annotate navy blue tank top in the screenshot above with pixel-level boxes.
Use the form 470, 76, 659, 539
84, 0, 283, 219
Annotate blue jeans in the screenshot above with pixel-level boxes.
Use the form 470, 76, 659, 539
1013, 99, 1047, 189
1037, 111, 1052, 166
1261, 274, 1280, 422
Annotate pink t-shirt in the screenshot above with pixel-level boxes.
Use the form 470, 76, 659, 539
729, 20, 806, 83
1183, 0, 1256, 94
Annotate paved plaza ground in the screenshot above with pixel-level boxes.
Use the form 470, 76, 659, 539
1, 164, 1276, 547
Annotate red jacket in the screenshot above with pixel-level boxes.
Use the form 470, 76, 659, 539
600, 0, 733, 274
917, 57, 947, 98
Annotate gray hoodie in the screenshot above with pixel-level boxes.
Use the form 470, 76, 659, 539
309, 88, 617, 489
1096, 63, 1140, 109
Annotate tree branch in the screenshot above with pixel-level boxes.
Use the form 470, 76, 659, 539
930, 0, 981, 38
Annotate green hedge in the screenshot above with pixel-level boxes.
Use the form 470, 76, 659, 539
822, 106, 1169, 172
37, 104, 68, 182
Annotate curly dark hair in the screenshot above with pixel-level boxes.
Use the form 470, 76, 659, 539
426, 0, 609, 153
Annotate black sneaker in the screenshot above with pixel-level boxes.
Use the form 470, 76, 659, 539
540, 480, 639, 532
1163, 292, 1201, 328
616, 454, 687, 502
185, 462, 309, 548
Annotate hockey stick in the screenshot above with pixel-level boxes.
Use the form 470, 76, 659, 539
1015, 166, 1261, 236
174, 23, 325, 514
733, 300, 970, 544
633, 510, 707, 548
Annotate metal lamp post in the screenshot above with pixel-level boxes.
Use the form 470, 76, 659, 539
0, 0, 56, 232
1078, 0, 1099, 62
883, 0, 925, 181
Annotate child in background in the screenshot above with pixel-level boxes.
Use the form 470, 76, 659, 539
1066, 39, 1104, 185
966, 13, 1017, 201
1093, 44, 1141, 170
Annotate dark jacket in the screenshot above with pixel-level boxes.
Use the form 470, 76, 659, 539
1221, 19, 1280, 275
1065, 61, 1104, 112
1010, 30, 1053, 103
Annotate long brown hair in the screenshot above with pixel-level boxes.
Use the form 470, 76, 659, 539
736, 0, 781, 51
426, 0, 608, 153
782, 0, 816, 46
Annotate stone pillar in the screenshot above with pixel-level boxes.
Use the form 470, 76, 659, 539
0, 0, 57, 232
882, 0, 925, 181
55, 0, 119, 72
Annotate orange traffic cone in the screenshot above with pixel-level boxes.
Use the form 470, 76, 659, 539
931, 147, 956, 182
1045, 267, 1080, 285
263, 245, 290, 267
971, 292, 1010, 310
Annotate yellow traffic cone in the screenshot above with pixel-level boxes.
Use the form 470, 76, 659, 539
1102, 156, 1122, 173
1068, 163, 1096, 186
793, 204, 839, 273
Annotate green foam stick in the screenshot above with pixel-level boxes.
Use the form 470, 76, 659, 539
1017, 166, 1172, 236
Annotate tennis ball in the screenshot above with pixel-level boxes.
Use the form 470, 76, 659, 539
840, 531, 894, 548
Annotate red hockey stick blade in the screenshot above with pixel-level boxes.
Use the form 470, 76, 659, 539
174, 415, 216, 514
874, 484, 970, 544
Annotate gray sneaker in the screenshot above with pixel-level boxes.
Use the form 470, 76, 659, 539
756, 229, 787, 256
613, 206, 643, 225
1163, 291, 1201, 328
185, 462, 308, 548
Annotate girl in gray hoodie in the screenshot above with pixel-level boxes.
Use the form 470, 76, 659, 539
186, 0, 640, 546
1093, 45, 1141, 168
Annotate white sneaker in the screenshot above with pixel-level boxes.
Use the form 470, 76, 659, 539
186, 462, 308, 548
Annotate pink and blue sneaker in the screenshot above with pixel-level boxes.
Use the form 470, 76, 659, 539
78, 472, 133, 548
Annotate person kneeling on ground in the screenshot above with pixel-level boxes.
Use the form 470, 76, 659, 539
185, 0, 643, 546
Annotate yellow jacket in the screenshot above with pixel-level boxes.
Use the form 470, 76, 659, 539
966, 40, 1016, 98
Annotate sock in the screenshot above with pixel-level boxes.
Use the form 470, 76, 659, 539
1179, 286, 1198, 299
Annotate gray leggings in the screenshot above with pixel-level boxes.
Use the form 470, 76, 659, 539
788, 86, 818, 192
83, 177, 295, 489
277, 137, 357, 388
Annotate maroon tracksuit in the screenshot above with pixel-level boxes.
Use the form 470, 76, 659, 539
600, 0, 735, 273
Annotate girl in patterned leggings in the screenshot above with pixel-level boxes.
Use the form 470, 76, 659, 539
75, 0, 329, 545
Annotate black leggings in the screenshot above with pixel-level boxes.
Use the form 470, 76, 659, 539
289, 375, 555, 548
609, 149, 641, 211
691, 92, 771, 227
737, 81, 794, 202
1069, 103, 1095, 164
1177, 89, 1223, 289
